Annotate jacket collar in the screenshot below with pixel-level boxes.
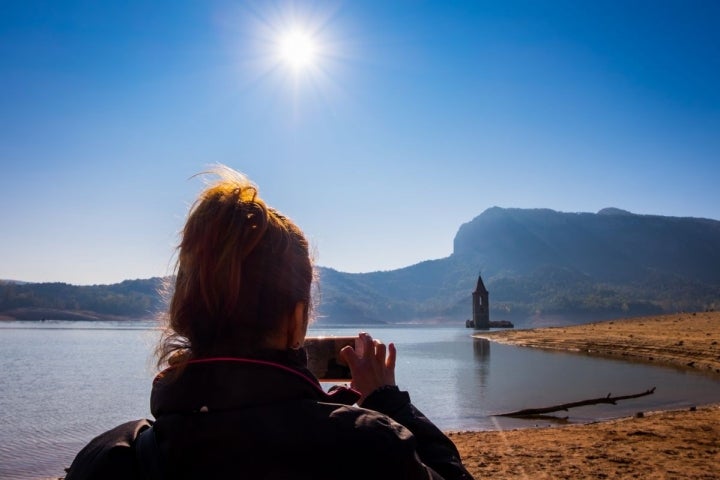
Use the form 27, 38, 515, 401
150, 349, 360, 417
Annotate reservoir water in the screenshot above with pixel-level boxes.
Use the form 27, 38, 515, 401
2, 320, 720, 479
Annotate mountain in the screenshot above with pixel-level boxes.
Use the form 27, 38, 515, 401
315, 207, 720, 326
2, 208, 719, 326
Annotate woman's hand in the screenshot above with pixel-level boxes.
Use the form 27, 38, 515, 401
340, 332, 396, 404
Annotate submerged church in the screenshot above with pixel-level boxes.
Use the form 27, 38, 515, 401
466, 274, 490, 330
465, 274, 514, 330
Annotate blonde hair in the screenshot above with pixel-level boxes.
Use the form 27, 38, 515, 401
156, 165, 313, 369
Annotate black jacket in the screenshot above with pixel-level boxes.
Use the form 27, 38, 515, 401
65, 350, 473, 479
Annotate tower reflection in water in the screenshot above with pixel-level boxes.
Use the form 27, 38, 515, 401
472, 337, 490, 391
473, 337, 490, 361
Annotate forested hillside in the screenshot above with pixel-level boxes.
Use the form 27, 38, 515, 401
3, 208, 719, 326
0, 278, 165, 320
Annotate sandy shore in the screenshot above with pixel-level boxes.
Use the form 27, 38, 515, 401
451, 311, 720, 479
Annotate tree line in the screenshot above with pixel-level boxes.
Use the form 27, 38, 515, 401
0, 278, 166, 319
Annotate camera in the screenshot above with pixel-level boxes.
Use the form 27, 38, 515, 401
303, 336, 356, 381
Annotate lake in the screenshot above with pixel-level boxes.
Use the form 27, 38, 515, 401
2, 320, 720, 480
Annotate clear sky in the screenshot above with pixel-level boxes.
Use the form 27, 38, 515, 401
1, 0, 719, 285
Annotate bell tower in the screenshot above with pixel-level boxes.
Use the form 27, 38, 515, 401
472, 274, 490, 329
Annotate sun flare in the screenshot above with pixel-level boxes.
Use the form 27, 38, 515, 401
277, 29, 318, 71
244, 6, 340, 92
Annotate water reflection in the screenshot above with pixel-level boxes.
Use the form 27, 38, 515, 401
472, 337, 490, 389
473, 337, 490, 361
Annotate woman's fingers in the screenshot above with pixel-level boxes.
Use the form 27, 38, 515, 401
386, 343, 396, 370
373, 339, 386, 365
351, 331, 370, 358
339, 332, 397, 402
339, 345, 358, 369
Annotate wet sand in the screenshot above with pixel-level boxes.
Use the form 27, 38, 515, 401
451, 311, 720, 479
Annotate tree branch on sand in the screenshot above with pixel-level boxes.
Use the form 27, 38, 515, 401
497, 387, 656, 418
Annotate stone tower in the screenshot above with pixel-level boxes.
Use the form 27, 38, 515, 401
472, 274, 490, 330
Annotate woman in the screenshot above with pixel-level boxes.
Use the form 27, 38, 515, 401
65, 166, 473, 480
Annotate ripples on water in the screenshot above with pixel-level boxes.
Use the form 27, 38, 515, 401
1, 322, 158, 480
2, 320, 720, 479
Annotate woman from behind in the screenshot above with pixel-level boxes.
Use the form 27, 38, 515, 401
65, 165, 473, 479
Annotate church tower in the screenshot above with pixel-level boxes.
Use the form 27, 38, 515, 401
472, 274, 490, 329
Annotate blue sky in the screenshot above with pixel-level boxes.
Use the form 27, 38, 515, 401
1, 0, 719, 285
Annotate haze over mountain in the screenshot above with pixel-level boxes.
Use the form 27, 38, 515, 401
2, 207, 719, 327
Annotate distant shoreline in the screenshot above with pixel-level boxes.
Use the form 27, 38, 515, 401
0, 307, 156, 322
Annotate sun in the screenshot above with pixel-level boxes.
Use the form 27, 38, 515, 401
277, 29, 318, 72
240, 6, 341, 92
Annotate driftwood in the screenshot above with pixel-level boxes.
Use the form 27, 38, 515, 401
497, 387, 656, 418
